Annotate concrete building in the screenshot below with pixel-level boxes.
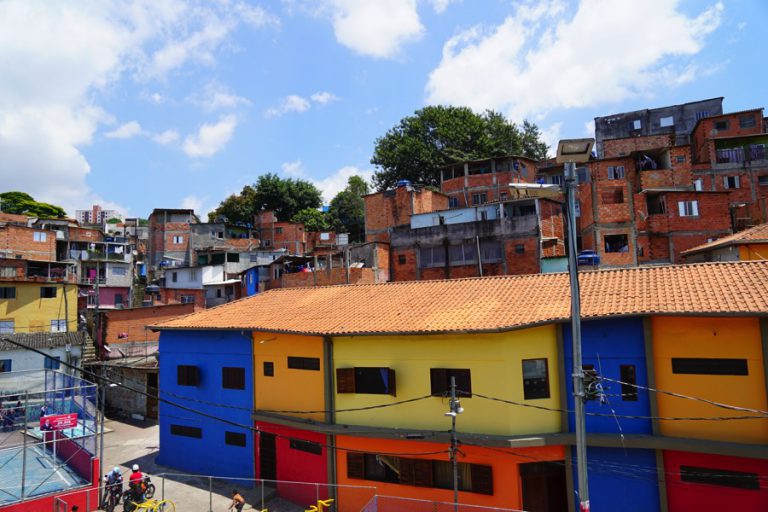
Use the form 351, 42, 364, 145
0, 332, 86, 373
75, 204, 121, 226
594, 97, 724, 157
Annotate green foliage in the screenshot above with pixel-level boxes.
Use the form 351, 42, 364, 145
0, 191, 67, 218
371, 106, 549, 191
328, 176, 370, 243
208, 174, 323, 224
106, 218, 121, 224
291, 208, 330, 232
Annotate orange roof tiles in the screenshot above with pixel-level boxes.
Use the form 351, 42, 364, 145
153, 261, 768, 336
681, 224, 768, 256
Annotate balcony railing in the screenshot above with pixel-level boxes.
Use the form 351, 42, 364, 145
716, 145, 766, 164
80, 277, 106, 285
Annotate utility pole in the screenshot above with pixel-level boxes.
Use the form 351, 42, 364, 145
565, 160, 590, 512
445, 376, 463, 512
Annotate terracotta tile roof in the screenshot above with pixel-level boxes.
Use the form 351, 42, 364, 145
681, 224, 768, 256
152, 261, 768, 336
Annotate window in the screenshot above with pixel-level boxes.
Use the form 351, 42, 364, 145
499, 191, 508, 201
607, 166, 625, 180
170, 424, 202, 438
111, 267, 127, 276
180, 295, 195, 304
290, 439, 322, 455
471, 193, 487, 205
515, 244, 525, 255
40, 287, 57, 298
50, 320, 67, 333
632, 119, 641, 130
647, 194, 667, 215
739, 114, 757, 129
172, 235, 183, 244
759, 175, 768, 186
226, 253, 240, 262
604, 234, 629, 253
114, 294, 123, 306
189, 269, 197, 280
346, 453, 493, 495
172, 272, 178, 283
0, 359, 12, 373
714, 120, 728, 131
0, 287, 16, 299
33, 232, 47, 242
680, 466, 759, 490
177, 365, 200, 386
522, 359, 550, 400
448, 243, 477, 266
419, 246, 445, 268
479, 240, 502, 263
695, 111, 709, 121
337, 367, 397, 395
659, 116, 674, 127
225, 431, 247, 447
671, 358, 748, 376
723, 176, 740, 189
601, 188, 624, 204
550, 175, 563, 185
398, 254, 406, 265
222, 367, 246, 389
678, 200, 699, 217
287, 357, 320, 371
676, 155, 686, 164
619, 365, 638, 401
44, 356, 61, 370
430, 369, 472, 397
217, 231, 224, 239
448, 197, 459, 208
0, 267, 14, 278
0, 321, 13, 334
87, 294, 97, 306
693, 178, 703, 191
263, 361, 274, 377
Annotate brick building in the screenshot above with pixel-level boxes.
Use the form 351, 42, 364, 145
440, 156, 538, 208
364, 183, 449, 244
147, 208, 196, 272
0, 222, 57, 261
254, 210, 312, 254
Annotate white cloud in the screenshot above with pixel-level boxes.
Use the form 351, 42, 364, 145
0, 0, 277, 215
584, 120, 595, 137
105, 120, 143, 139
150, 92, 164, 104
539, 122, 562, 154
280, 160, 373, 202
265, 94, 311, 117
152, 129, 179, 145
190, 83, 252, 112
426, 0, 723, 121
310, 91, 340, 105
182, 115, 237, 158
320, 0, 424, 58
428, 0, 461, 14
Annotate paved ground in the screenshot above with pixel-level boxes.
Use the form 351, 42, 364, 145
101, 417, 305, 512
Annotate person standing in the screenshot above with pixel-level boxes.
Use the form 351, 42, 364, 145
228, 490, 245, 512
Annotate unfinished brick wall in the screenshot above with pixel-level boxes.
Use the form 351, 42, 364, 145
596, 228, 635, 267
666, 192, 731, 232
279, 268, 377, 288
603, 134, 674, 158
101, 303, 195, 345
692, 110, 764, 164
0, 224, 57, 261
68, 226, 104, 242
364, 187, 448, 242
158, 288, 206, 309
504, 238, 539, 275
539, 200, 566, 258
390, 247, 418, 282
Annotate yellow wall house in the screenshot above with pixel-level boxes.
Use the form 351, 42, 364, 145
681, 223, 768, 262
0, 282, 77, 334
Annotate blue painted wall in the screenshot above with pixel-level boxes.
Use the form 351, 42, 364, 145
572, 447, 660, 512
243, 268, 258, 296
157, 330, 254, 479
563, 317, 653, 435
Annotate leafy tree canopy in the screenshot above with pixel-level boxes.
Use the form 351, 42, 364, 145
291, 208, 331, 232
0, 191, 67, 218
328, 176, 370, 243
371, 106, 549, 191
208, 174, 323, 223
106, 218, 121, 224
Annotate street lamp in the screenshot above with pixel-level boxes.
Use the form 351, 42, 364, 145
556, 137, 594, 512
444, 377, 464, 512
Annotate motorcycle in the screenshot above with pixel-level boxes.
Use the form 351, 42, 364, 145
101, 475, 123, 512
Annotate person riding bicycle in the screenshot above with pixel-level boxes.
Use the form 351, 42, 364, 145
104, 466, 123, 501
128, 464, 146, 502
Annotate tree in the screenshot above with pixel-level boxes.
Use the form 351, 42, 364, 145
370, 106, 549, 190
328, 176, 370, 243
208, 174, 323, 224
291, 208, 330, 232
0, 191, 66, 218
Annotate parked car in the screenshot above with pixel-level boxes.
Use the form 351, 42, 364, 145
577, 250, 600, 266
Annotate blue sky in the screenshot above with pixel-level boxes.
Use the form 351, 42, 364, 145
0, 0, 765, 219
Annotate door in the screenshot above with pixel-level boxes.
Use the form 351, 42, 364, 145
520, 461, 568, 512
146, 372, 158, 419
259, 432, 277, 481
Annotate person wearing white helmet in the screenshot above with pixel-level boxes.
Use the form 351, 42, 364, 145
102, 466, 123, 509
129, 464, 145, 502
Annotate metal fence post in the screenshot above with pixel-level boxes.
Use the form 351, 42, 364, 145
209, 476, 213, 512
260, 479, 265, 510
316, 483, 320, 504
161, 475, 165, 500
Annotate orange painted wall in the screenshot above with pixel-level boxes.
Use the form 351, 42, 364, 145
652, 316, 768, 444
335, 435, 565, 511
739, 243, 768, 260
252, 332, 326, 422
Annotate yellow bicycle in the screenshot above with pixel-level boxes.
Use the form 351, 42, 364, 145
122, 498, 176, 512
305, 498, 334, 512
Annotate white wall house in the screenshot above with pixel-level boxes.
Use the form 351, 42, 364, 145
0, 333, 85, 374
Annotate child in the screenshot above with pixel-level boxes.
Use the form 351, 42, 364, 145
228, 489, 245, 512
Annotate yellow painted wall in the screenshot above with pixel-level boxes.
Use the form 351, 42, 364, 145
252, 331, 326, 422
0, 282, 77, 333
652, 316, 768, 444
333, 325, 562, 436
739, 243, 768, 260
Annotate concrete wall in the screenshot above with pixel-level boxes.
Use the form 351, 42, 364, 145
164, 267, 203, 289
0, 346, 82, 372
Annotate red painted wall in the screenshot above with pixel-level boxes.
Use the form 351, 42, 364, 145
664, 450, 768, 511
255, 422, 328, 506
43, 431, 94, 481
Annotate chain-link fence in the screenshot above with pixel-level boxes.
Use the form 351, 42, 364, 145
0, 369, 98, 506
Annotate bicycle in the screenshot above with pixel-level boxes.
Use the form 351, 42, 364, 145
122, 498, 175, 512
305, 498, 334, 512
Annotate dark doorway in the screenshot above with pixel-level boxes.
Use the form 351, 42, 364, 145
520, 461, 568, 512
259, 432, 277, 481
146, 372, 158, 419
